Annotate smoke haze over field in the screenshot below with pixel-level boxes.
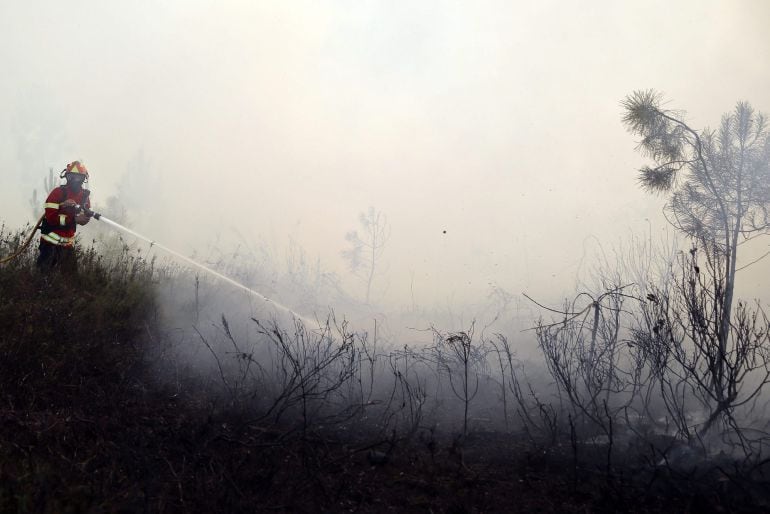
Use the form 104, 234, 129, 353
2, 0, 769, 313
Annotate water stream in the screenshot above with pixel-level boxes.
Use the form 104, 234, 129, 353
98, 216, 318, 327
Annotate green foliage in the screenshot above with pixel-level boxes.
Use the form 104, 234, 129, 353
0, 225, 158, 410
0, 224, 165, 511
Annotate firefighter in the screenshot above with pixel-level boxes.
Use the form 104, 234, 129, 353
36, 160, 93, 272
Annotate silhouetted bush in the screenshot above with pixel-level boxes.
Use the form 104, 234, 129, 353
0, 226, 157, 410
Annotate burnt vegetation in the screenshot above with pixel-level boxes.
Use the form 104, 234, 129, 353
2, 232, 770, 513
2, 94, 770, 512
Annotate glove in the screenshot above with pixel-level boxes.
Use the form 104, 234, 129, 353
60, 199, 78, 215
75, 213, 91, 225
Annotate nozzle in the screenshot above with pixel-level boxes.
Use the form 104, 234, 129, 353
77, 205, 101, 220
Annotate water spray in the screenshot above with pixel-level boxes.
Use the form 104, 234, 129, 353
84, 207, 318, 327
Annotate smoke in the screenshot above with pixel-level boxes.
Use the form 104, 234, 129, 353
2, 0, 769, 312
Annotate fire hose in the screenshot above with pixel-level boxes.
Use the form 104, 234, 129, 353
1, 205, 314, 325
0, 205, 101, 265
0, 214, 44, 265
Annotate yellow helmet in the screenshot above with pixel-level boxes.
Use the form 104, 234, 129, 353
62, 160, 89, 179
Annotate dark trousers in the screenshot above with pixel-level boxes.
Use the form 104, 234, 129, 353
36, 241, 77, 274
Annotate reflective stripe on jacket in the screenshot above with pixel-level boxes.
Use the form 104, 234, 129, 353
40, 186, 90, 246
41, 232, 75, 246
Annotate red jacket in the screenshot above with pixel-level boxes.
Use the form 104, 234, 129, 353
40, 186, 91, 246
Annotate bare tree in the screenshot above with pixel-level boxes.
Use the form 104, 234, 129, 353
622, 91, 770, 439
342, 207, 390, 304
632, 247, 770, 446
534, 285, 638, 435
428, 323, 487, 437
29, 168, 57, 220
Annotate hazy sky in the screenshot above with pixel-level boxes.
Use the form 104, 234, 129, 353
1, 0, 769, 310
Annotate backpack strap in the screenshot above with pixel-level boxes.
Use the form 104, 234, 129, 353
81, 188, 91, 209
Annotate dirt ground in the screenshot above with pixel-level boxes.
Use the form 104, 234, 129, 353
3, 378, 769, 514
